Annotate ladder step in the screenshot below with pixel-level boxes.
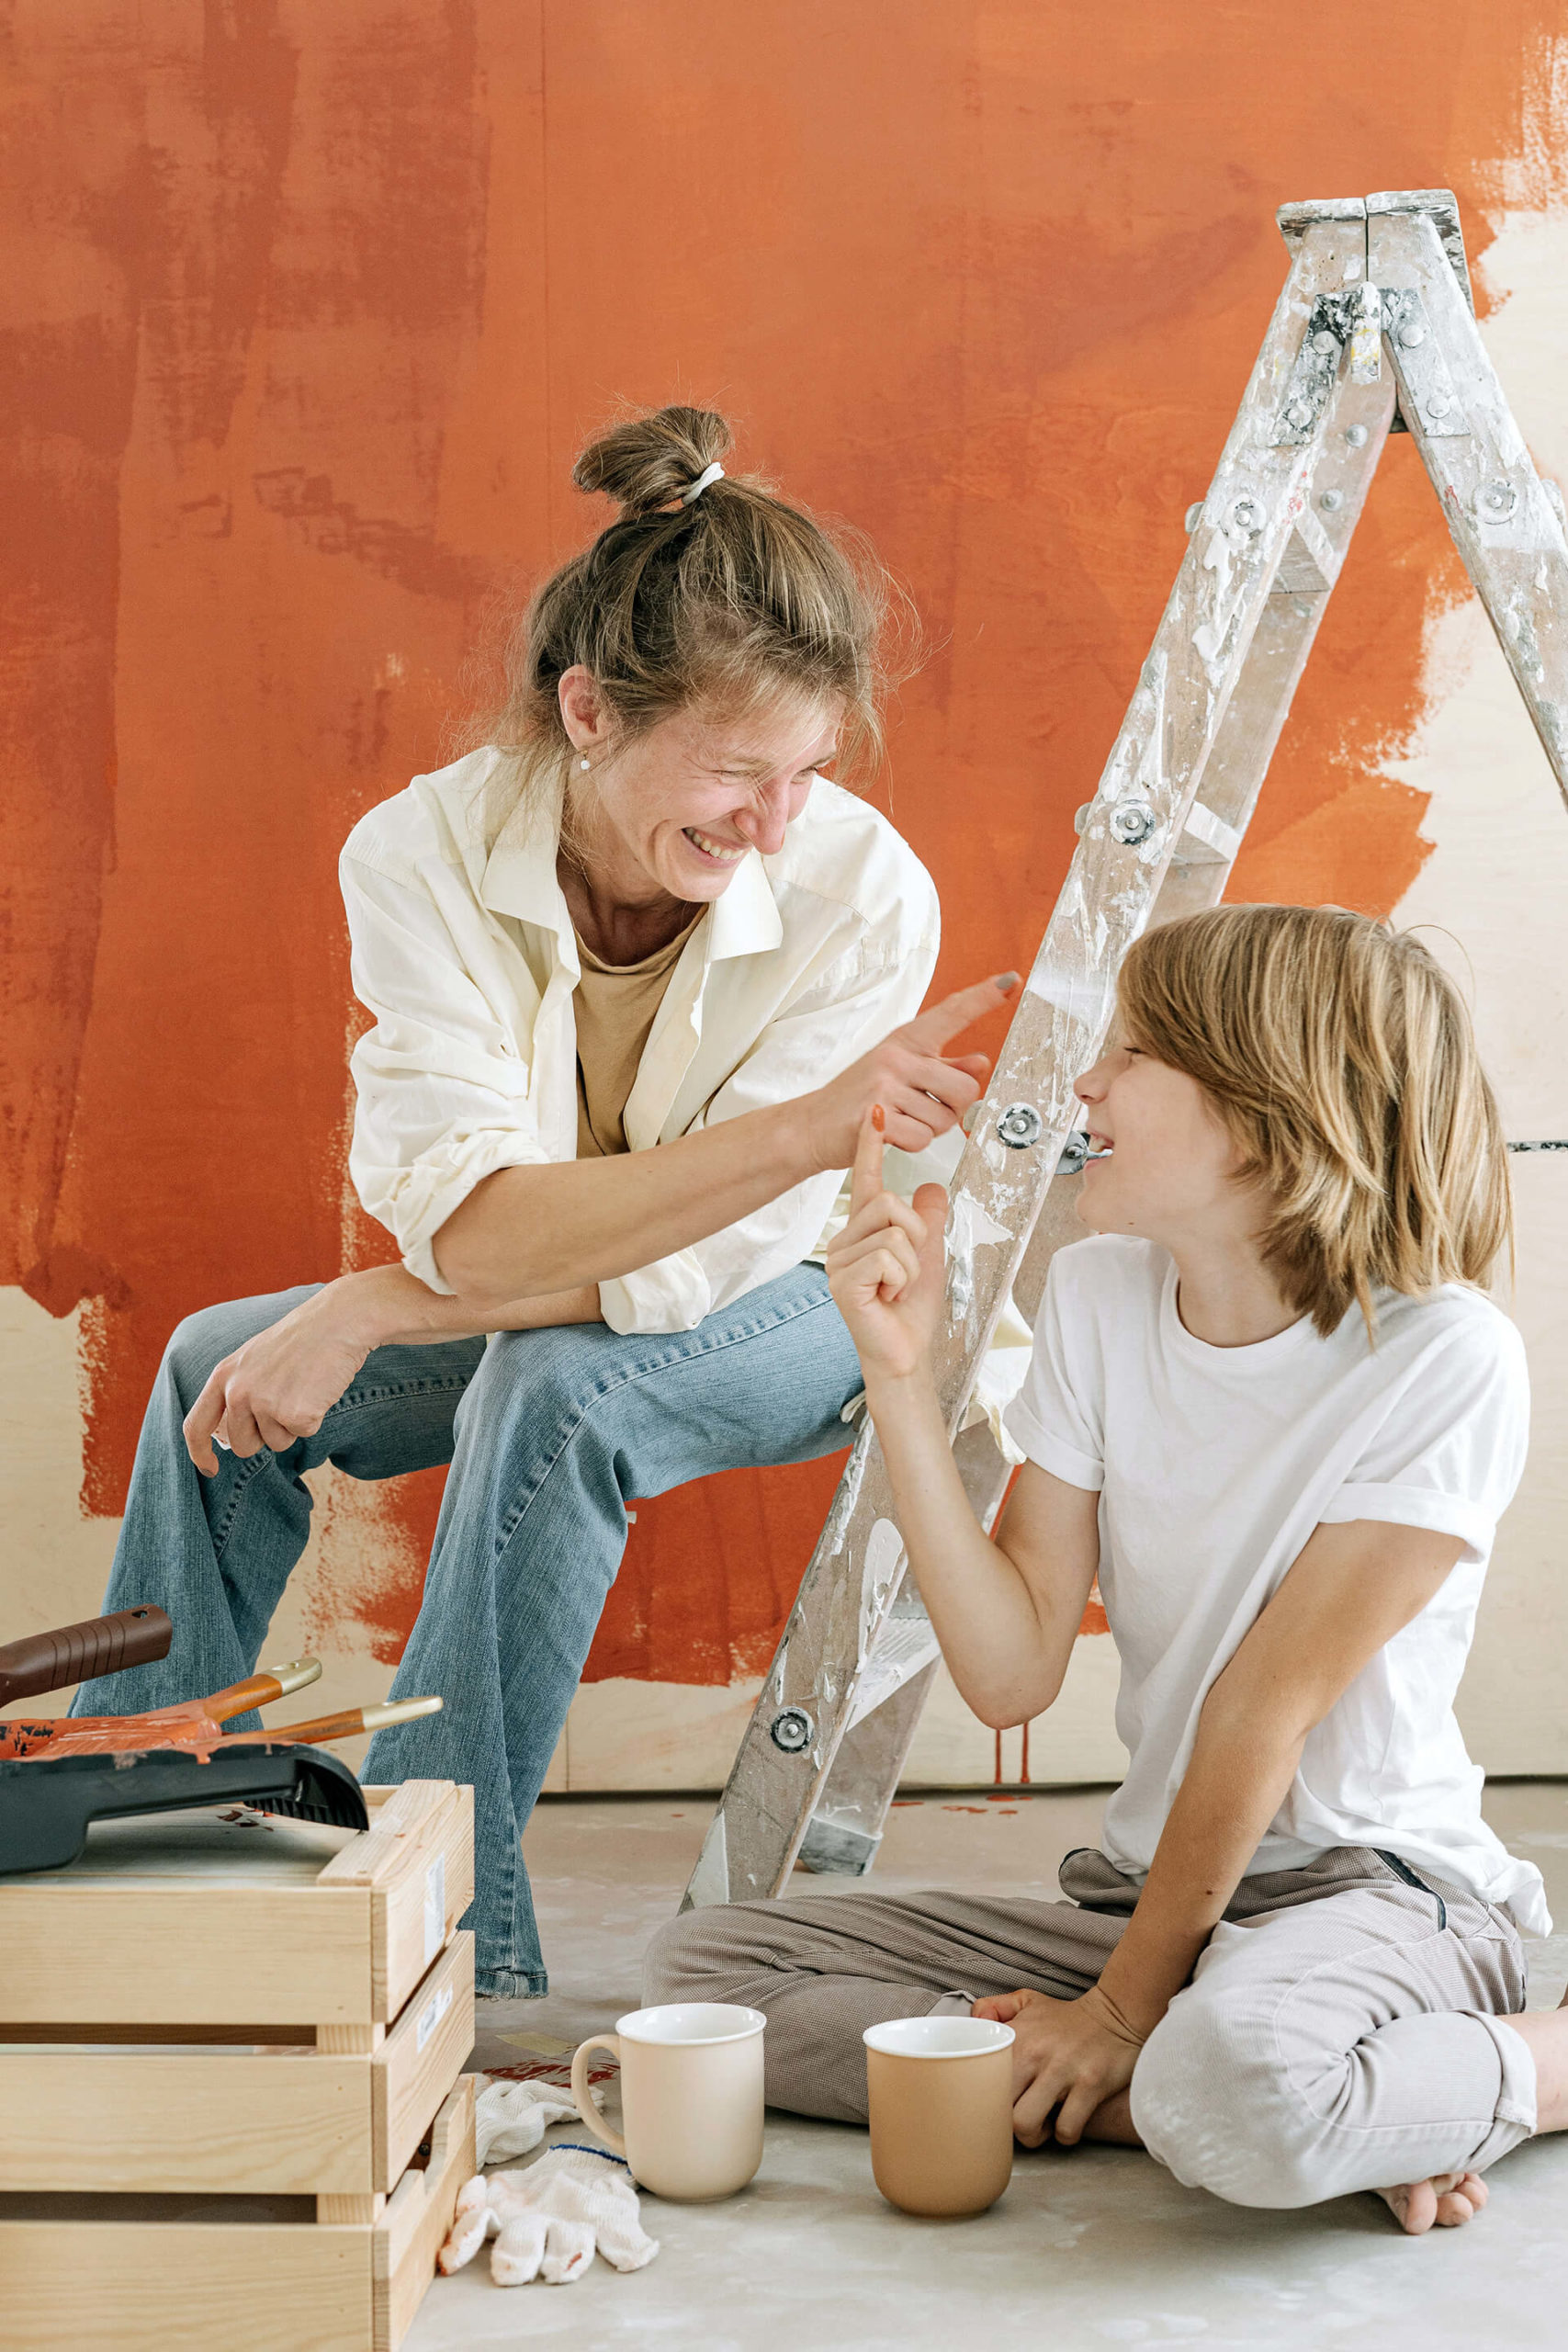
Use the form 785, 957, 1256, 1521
1174, 799, 1245, 866
1273, 506, 1340, 594
843, 1613, 942, 1734
795, 1816, 882, 1875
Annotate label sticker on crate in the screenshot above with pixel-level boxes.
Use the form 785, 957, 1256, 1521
418, 1980, 455, 2054
423, 1852, 446, 1966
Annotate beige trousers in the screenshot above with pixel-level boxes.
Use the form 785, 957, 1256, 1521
643, 1845, 1538, 2209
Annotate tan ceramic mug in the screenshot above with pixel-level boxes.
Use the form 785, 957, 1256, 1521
570, 2002, 766, 2200
863, 2015, 1016, 2216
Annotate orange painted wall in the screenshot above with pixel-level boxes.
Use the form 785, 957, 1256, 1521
3, 1, 1559, 1683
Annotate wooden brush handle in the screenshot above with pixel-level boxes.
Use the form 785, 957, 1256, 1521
203, 1658, 322, 1723
253, 1706, 366, 1746
223, 1695, 443, 1747
0, 1606, 173, 1708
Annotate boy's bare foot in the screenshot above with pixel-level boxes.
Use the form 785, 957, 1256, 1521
1373, 2170, 1488, 2233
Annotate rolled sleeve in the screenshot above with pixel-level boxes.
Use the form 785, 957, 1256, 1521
343, 848, 555, 1292
371, 1125, 556, 1294
1316, 1481, 1496, 1561
1317, 1313, 1529, 1566
598, 1170, 847, 1335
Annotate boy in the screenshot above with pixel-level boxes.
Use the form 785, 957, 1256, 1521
648, 905, 1567, 2233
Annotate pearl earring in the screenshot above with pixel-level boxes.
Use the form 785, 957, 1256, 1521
579, 757, 590, 772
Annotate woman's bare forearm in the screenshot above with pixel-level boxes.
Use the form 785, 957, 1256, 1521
863, 1367, 1089, 1729
426, 972, 1016, 1307
329, 1262, 602, 1351
432, 1099, 814, 1305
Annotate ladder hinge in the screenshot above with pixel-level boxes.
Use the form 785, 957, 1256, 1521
1272, 287, 1467, 447
1269, 287, 1382, 446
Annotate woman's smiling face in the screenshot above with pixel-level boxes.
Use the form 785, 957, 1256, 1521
558, 667, 840, 905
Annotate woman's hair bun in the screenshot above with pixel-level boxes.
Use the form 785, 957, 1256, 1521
571, 405, 733, 519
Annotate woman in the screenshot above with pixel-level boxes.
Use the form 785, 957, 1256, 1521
649, 904, 1565, 2234
77, 406, 1013, 1996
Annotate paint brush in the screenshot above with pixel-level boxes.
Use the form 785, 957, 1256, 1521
0, 1657, 326, 1760
219, 1694, 444, 1747
201, 1657, 324, 1721
16, 1690, 442, 1763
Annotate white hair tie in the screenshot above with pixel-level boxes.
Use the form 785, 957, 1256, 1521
681, 461, 725, 505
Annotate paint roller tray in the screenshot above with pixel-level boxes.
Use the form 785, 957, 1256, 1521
0, 1742, 369, 1875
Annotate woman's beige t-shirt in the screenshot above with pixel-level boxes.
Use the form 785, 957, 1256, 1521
573, 913, 703, 1159
341, 748, 945, 1334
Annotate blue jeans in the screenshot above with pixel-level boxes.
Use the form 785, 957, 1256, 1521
73, 1265, 862, 1995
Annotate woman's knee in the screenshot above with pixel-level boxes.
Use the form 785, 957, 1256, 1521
164, 1284, 326, 1410
163, 1302, 255, 1408
462, 1324, 616, 1443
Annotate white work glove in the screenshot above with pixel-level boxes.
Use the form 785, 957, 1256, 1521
439, 2148, 660, 2286
473, 2074, 578, 2165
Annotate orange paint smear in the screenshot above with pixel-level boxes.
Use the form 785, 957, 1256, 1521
3, 3, 1561, 1686
17, 1709, 229, 1761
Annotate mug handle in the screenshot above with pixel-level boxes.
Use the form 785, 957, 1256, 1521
570, 2032, 627, 2157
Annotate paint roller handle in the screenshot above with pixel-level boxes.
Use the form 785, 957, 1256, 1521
0, 1605, 174, 1708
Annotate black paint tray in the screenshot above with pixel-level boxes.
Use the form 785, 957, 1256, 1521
0, 1742, 369, 1875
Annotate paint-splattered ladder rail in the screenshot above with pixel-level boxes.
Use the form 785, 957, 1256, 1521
682, 189, 1568, 1915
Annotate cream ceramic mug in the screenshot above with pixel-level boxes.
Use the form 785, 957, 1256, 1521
570, 2002, 766, 2200
863, 2016, 1016, 2216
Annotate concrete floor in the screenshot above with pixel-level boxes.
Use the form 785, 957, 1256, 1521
411, 1784, 1568, 2350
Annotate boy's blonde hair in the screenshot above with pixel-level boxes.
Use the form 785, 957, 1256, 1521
1116, 903, 1512, 1338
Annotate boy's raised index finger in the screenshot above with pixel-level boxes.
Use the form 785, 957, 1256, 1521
908, 971, 1021, 1052
850, 1102, 886, 1216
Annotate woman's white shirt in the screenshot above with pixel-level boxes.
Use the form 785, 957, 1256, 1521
1003, 1234, 1544, 1933
340, 749, 941, 1334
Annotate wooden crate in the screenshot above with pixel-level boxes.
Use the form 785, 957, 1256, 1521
0, 1781, 475, 2029
0, 1928, 474, 2197
0, 1782, 480, 2347
0, 2073, 477, 2352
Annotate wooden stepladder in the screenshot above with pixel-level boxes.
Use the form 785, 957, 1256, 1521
683, 188, 1568, 1916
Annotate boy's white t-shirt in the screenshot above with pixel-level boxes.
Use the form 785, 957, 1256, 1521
1002, 1234, 1545, 1935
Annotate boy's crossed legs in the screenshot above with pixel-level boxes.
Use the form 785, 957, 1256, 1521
645, 1845, 1536, 2230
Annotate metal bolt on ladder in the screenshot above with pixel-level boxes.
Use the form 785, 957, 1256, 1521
682, 188, 1568, 1915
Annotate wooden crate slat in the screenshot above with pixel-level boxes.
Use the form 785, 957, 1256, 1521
0, 2047, 371, 2196
0, 1883, 371, 2026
